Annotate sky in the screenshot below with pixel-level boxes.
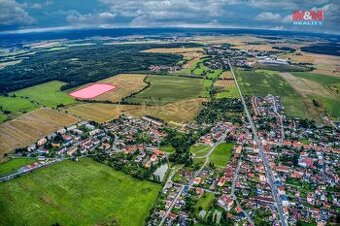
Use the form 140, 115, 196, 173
0, 0, 339, 34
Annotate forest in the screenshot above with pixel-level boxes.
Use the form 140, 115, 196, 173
0, 42, 200, 93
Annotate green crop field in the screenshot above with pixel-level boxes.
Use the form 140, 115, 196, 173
11, 81, 76, 108
235, 69, 310, 119
0, 158, 161, 226
210, 143, 234, 168
126, 75, 205, 105
0, 158, 36, 177
291, 72, 340, 88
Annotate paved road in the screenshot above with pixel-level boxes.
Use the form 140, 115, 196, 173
229, 60, 288, 226
271, 96, 285, 142
159, 134, 227, 226
230, 160, 254, 225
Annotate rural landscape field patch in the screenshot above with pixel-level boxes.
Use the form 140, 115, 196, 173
70, 83, 116, 99
11, 81, 76, 108
68, 98, 206, 123
0, 109, 79, 159
0, 158, 161, 226
125, 75, 206, 105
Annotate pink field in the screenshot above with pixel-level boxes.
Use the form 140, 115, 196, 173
70, 83, 116, 99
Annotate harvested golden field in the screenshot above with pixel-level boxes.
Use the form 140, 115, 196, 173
68, 98, 206, 123
67, 103, 122, 123
143, 47, 204, 58
125, 98, 206, 123
220, 71, 233, 79
192, 36, 265, 45
280, 52, 340, 77
234, 44, 273, 51
214, 80, 235, 90
85, 74, 147, 102
0, 109, 79, 159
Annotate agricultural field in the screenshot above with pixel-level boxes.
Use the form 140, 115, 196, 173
143, 47, 204, 58
235, 69, 311, 120
0, 96, 38, 123
125, 75, 206, 105
280, 51, 340, 77
11, 81, 76, 108
280, 72, 340, 119
77, 74, 148, 102
0, 109, 79, 159
0, 158, 36, 177
67, 103, 122, 123
68, 98, 206, 123
0, 158, 161, 226
209, 143, 234, 168
220, 71, 233, 79
214, 79, 239, 99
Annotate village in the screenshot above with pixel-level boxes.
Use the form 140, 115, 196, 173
1, 93, 339, 225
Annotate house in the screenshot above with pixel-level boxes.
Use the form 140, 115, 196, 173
57, 128, 66, 135
27, 144, 37, 152
218, 195, 234, 211
85, 124, 95, 130
37, 138, 47, 146
235, 145, 243, 154
67, 146, 78, 156
150, 154, 158, 162
193, 177, 202, 185
66, 125, 77, 131
89, 129, 101, 136
72, 129, 83, 135
217, 176, 226, 186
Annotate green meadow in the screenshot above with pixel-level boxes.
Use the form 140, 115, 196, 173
0, 158, 161, 226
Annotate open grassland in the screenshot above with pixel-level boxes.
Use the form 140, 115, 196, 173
0, 158, 36, 177
195, 193, 215, 213
210, 143, 233, 168
235, 69, 312, 120
214, 79, 239, 99
190, 144, 210, 158
11, 81, 76, 108
125, 75, 206, 105
280, 72, 340, 119
88, 74, 147, 102
0, 158, 161, 226
0, 109, 79, 159
0, 96, 38, 123
68, 98, 205, 123
160, 145, 176, 154
280, 52, 340, 77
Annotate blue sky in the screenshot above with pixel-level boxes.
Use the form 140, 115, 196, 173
0, 0, 339, 34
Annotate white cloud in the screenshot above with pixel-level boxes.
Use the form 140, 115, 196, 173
282, 14, 292, 23
255, 12, 281, 22
66, 11, 116, 25
0, 0, 35, 25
